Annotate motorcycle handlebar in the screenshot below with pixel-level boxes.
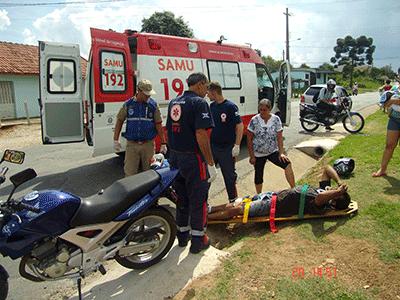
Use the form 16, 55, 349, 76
16, 202, 41, 213
0, 167, 8, 185
1, 200, 41, 214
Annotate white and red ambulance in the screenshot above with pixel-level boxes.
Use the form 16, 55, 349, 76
39, 28, 291, 157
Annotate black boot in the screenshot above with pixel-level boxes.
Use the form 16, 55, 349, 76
190, 235, 210, 254
177, 231, 190, 247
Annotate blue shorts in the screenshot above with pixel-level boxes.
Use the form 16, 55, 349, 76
248, 192, 273, 217
387, 117, 400, 131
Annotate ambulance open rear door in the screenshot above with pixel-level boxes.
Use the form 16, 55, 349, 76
277, 61, 291, 126
89, 28, 134, 156
39, 41, 84, 144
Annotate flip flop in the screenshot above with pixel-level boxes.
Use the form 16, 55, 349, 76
372, 171, 387, 177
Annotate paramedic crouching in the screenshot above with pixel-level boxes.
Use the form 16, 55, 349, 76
208, 166, 350, 220
166, 72, 216, 254
113, 79, 167, 177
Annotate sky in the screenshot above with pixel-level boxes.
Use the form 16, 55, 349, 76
0, 0, 399, 71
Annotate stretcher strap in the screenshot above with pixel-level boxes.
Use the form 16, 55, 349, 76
242, 197, 251, 224
298, 184, 309, 219
269, 194, 278, 233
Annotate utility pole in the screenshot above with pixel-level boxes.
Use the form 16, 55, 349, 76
283, 7, 291, 62
282, 50, 285, 61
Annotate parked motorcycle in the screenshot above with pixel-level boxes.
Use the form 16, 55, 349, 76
0, 150, 178, 299
300, 96, 364, 133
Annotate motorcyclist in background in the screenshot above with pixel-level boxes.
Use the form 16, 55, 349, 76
316, 79, 338, 131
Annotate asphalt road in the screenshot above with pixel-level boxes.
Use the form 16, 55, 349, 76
0, 92, 379, 300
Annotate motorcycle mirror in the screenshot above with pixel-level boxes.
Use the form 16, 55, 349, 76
1, 150, 25, 165
9, 168, 37, 188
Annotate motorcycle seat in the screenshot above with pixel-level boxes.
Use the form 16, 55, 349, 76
70, 170, 161, 227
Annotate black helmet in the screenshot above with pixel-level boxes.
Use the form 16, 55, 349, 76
327, 79, 336, 92
333, 158, 355, 177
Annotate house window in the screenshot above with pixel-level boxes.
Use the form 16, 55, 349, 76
47, 59, 77, 94
0, 81, 16, 119
317, 73, 321, 79
207, 61, 241, 89
305, 73, 310, 80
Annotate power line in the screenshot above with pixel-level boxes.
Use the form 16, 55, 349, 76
0, 0, 128, 7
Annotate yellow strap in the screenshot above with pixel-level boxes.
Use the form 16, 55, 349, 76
243, 202, 251, 223
242, 197, 252, 203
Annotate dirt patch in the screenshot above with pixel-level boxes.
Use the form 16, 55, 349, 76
0, 123, 42, 150
175, 226, 400, 300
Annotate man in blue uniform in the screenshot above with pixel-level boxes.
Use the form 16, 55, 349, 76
113, 79, 167, 176
208, 81, 243, 202
166, 73, 217, 254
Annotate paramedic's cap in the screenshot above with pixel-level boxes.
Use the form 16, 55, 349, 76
137, 79, 156, 96
187, 73, 208, 87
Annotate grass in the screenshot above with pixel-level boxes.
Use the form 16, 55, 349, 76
270, 277, 371, 300
183, 110, 399, 300
296, 111, 400, 261
197, 257, 238, 299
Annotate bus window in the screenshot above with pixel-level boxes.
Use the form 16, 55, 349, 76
256, 64, 274, 102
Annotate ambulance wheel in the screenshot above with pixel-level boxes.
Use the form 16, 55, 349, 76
115, 207, 176, 269
300, 114, 319, 132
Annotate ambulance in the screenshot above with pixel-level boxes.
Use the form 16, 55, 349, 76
38, 28, 291, 157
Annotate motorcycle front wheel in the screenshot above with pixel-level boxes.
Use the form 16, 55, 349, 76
300, 113, 319, 132
115, 207, 176, 270
342, 112, 364, 133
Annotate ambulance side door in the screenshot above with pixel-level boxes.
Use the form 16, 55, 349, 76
277, 60, 292, 126
39, 41, 83, 144
90, 28, 134, 156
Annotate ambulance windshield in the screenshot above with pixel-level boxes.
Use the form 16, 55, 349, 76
256, 65, 273, 89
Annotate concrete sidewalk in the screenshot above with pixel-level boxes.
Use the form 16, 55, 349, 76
69, 104, 378, 300
0, 117, 40, 128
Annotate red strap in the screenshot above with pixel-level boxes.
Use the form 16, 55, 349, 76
269, 194, 278, 233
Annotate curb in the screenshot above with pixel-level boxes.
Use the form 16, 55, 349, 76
0, 118, 41, 128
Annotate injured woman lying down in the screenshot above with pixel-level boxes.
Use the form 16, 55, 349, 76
208, 166, 351, 221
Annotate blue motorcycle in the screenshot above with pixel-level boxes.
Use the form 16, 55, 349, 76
0, 150, 178, 298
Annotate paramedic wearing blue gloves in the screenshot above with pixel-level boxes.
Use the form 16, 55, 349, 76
166, 72, 216, 254
208, 81, 243, 202
113, 79, 167, 177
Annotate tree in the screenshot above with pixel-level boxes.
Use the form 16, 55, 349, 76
380, 65, 396, 79
299, 63, 310, 68
330, 35, 375, 86
141, 11, 194, 38
318, 63, 334, 71
262, 55, 283, 73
